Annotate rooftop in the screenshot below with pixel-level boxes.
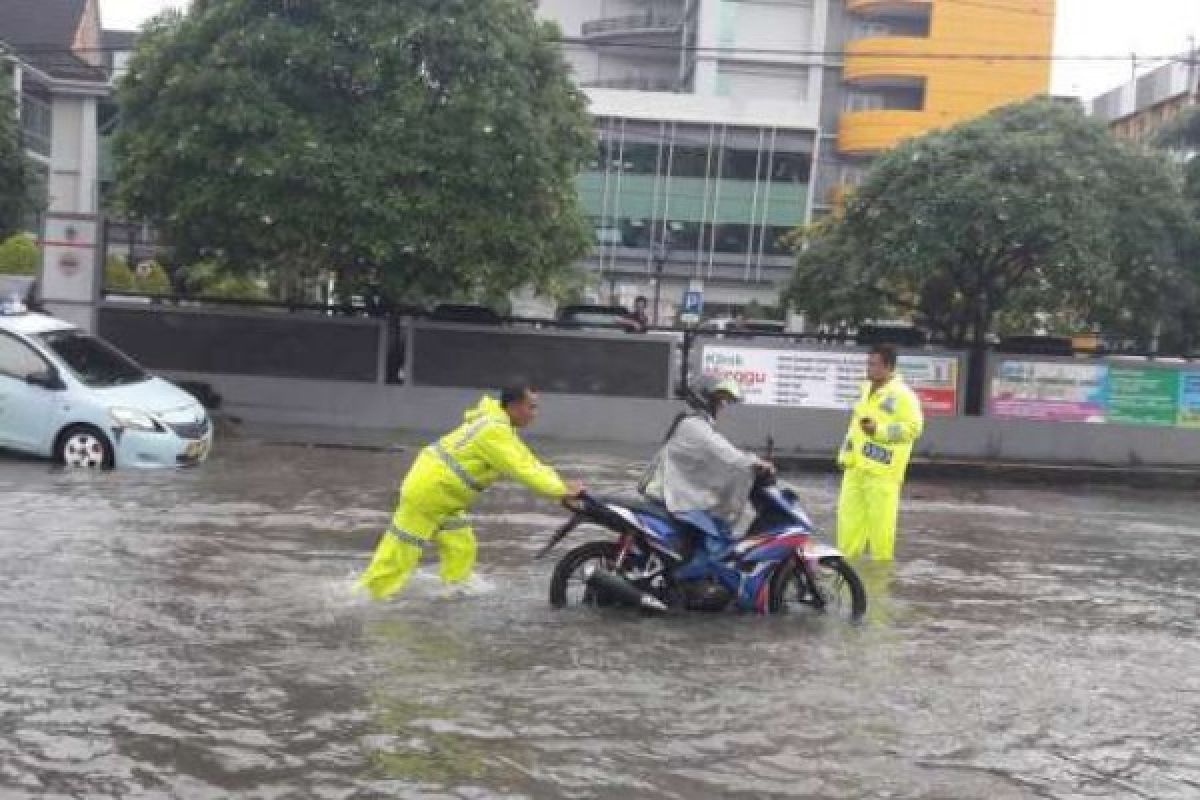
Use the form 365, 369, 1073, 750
0, 0, 107, 83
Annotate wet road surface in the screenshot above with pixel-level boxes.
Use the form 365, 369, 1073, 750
1, 438, 1199, 799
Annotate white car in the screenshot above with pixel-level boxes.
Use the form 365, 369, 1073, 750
0, 302, 213, 468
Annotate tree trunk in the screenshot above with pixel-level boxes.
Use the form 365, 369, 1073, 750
964, 310, 991, 417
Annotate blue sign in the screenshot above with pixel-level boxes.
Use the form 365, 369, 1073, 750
682, 290, 704, 315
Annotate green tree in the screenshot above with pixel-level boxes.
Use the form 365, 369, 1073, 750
1155, 106, 1200, 151
105, 255, 136, 291
114, 0, 593, 304
789, 98, 1198, 351
1150, 106, 1200, 353
1155, 107, 1200, 208
0, 234, 39, 275
0, 86, 36, 240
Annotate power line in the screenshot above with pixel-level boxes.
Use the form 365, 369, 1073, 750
561, 39, 1192, 63
6, 39, 1195, 64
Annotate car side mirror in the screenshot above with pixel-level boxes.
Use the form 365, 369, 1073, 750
26, 368, 65, 391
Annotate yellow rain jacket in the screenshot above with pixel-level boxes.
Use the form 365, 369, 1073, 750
836, 376, 924, 562
837, 376, 924, 481
358, 395, 568, 599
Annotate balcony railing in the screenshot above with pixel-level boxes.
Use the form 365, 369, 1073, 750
846, 0, 932, 16
838, 109, 932, 154
581, 76, 682, 92
581, 12, 685, 39
842, 36, 937, 85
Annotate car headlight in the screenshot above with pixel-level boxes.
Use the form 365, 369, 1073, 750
110, 407, 165, 433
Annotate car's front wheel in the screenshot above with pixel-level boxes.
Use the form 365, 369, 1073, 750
55, 425, 114, 469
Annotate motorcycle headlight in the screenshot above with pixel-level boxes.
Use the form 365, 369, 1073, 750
110, 407, 164, 433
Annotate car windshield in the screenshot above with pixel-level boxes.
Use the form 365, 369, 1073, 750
38, 330, 148, 388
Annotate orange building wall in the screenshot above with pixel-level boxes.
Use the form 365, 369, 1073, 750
839, 0, 1056, 154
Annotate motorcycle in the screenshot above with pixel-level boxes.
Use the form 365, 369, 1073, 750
540, 475, 866, 620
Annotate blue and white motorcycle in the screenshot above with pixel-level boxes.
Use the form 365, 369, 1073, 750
541, 475, 866, 620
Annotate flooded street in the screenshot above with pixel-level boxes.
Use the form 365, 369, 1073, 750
2, 437, 1199, 799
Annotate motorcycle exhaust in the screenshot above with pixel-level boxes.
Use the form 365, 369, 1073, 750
582, 564, 668, 612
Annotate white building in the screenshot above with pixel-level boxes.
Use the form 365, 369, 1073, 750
1, 0, 134, 328
1091, 57, 1198, 143
537, 0, 829, 319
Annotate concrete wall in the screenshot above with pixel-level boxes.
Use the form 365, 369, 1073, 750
167, 370, 1200, 467
167, 372, 683, 448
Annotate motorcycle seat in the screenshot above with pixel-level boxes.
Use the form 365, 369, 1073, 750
592, 495, 677, 522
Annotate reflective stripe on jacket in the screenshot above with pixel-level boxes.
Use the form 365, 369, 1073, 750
414, 395, 568, 505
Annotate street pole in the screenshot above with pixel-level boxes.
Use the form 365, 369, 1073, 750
651, 234, 671, 326
652, 254, 663, 326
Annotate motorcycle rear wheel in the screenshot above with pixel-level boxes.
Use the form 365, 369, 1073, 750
549, 540, 623, 609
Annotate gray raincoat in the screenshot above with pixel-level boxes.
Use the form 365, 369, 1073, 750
639, 411, 759, 525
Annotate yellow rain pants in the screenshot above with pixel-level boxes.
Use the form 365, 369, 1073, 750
836, 470, 902, 561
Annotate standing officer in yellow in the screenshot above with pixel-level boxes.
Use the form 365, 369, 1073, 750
836, 344, 924, 561
358, 385, 583, 600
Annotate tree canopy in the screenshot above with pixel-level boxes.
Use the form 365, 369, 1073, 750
789, 98, 1199, 352
114, 0, 594, 302
0, 86, 37, 241
1155, 106, 1200, 210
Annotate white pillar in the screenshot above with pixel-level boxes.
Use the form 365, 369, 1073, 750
77, 95, 98, 214
41, 93, 103, 332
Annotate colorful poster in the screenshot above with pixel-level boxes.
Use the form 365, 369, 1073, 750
899, 355, 959, 417
1106, 367, 1180, 426
1177, 373, 1200, 428
990, 360, 1107, 422
700, 346, 959, 415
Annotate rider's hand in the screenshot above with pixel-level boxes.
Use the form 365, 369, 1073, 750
561, 482, 586, 513
859, 417, 878, 436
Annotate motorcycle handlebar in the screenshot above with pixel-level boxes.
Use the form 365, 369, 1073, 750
561, 491, 593, 514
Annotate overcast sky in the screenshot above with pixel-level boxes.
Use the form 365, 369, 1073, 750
101, 0, 1200, 100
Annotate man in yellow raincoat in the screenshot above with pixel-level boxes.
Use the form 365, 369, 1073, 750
836, 344, 924, 561
358, 385, 583, 599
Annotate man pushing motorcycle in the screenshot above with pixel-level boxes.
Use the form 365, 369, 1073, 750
357, 385, 584, 599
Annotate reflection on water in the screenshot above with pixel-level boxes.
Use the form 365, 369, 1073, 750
1, 440, 1199, 797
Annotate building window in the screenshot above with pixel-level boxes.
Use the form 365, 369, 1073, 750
20, 94, 53, 158
843, 84, 924, 113
580, 119, 814, 268
715, 64, 809, 101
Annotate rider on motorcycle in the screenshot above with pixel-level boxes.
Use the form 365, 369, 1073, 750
639, 376, 775, 573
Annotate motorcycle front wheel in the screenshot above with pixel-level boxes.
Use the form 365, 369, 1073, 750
768, 556, 867, 622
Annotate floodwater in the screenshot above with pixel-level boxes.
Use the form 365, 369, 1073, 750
1, 437, 1199, 799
